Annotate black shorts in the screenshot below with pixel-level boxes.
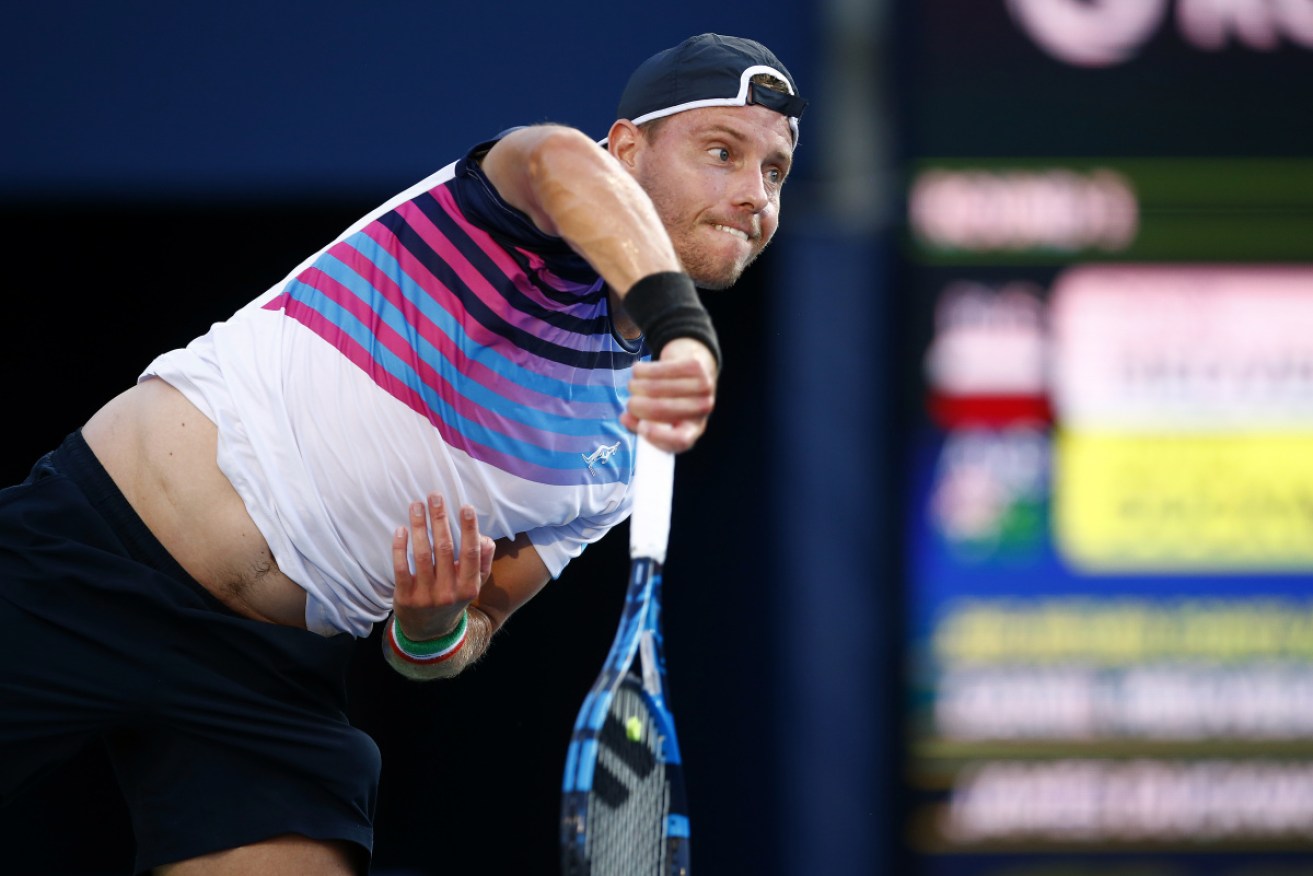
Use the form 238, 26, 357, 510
0, 432, 380, 874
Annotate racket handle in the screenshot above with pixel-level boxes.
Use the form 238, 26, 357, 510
629, 436, 675, 563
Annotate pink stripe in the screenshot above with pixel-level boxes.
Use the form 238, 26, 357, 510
396, 195, 607, 350
291, 265, 575, 451
326, 237, 528, 411
354, 223, 622, 413
280, 294, 587, 484
285, 262, 613, 460
395, 199, 550, 337
282, 273, 476, 453
513, 244, 601, 296
355, 223, 521, 357
432, 184, 603, 305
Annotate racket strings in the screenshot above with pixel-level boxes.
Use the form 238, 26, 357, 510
599, 712, 658, 786
585, 681, 671, 875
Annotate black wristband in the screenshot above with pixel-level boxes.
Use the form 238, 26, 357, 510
622, 272, 722, 368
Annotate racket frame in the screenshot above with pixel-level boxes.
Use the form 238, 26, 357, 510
560, 439, 690, 874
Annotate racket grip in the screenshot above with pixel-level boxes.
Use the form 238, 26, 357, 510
629, 436, 675, 563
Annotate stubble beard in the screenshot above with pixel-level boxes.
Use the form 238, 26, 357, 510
639, 166, 762, 291
672, 226, 768, 292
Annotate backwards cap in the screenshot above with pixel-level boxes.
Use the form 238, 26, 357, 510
616, 33, 807, 144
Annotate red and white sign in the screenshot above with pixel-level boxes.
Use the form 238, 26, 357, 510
1050, 264, 1313, 429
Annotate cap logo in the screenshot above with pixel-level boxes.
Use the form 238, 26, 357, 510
747, 81, 808, 119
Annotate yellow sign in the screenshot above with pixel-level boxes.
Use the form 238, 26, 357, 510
1055, 431, 1313, 571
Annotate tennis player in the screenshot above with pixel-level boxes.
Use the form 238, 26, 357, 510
0, 33, 804, 874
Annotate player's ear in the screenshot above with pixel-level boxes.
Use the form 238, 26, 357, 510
607, 119, 643, 170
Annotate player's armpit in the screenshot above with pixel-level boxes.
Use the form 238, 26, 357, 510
474, 533, 552, 631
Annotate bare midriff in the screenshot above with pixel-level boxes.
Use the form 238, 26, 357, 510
81, 378, 310, 628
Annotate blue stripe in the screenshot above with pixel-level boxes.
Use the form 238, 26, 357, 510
314, 253, 619, 441
284, 277, 623, 474
667, 815, 691, 838
382, 205, 638, 370
337, 234, 629, 406
409, 192, 610, 335
583, 688, 615, 733
562, 741, 582, 792
576, 739, 599, 791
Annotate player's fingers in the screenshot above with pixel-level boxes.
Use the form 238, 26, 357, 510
636, 417, 704, 454
626, 393, 714, 424
427, 493, 457, 593
628, 361, 715, 399
392, 525, 414, 597
619, 410, 707, 450
631, 356, 710, 379
478, 535, 495, 580
456, 505, 484, 600
628, 375, 714, 401
408, 500, 435, 584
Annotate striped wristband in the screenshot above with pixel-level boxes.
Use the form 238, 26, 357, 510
388, 610, 469, 664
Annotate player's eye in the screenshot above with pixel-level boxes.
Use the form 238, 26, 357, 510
709, 147, 730, 163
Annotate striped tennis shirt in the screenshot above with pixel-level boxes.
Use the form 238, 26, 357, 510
144, 135, 646, 636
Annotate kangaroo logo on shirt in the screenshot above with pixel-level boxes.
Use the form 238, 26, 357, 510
582, 441, 622, 477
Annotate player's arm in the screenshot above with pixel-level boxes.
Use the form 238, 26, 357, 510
481, 125, 717, 453
383, 495, 550, 682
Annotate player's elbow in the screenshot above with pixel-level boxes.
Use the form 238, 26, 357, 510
525, 127, 612, 195
522, 124, 603, 167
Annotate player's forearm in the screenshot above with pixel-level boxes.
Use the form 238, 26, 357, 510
382, 606, 494, 682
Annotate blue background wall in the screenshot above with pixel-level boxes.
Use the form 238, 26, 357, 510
2, 2, 817, 199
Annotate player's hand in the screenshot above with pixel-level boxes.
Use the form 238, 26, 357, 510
392, 493, 495, 641
620, 337, 718, 453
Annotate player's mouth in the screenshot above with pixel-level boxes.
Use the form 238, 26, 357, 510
711, 223, 756, 242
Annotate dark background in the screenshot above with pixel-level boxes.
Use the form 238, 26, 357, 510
0, 199, 779, 876
0, 3, 832, 870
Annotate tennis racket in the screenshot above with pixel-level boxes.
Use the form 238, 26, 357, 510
560, 436, 691, 876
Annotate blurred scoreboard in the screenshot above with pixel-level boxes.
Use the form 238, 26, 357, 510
895, 3, 1313, 874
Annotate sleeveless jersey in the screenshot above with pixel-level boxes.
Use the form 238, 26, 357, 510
144, 138, 645, 636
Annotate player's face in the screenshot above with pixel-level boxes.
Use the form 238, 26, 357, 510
631, 105, 794, 291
